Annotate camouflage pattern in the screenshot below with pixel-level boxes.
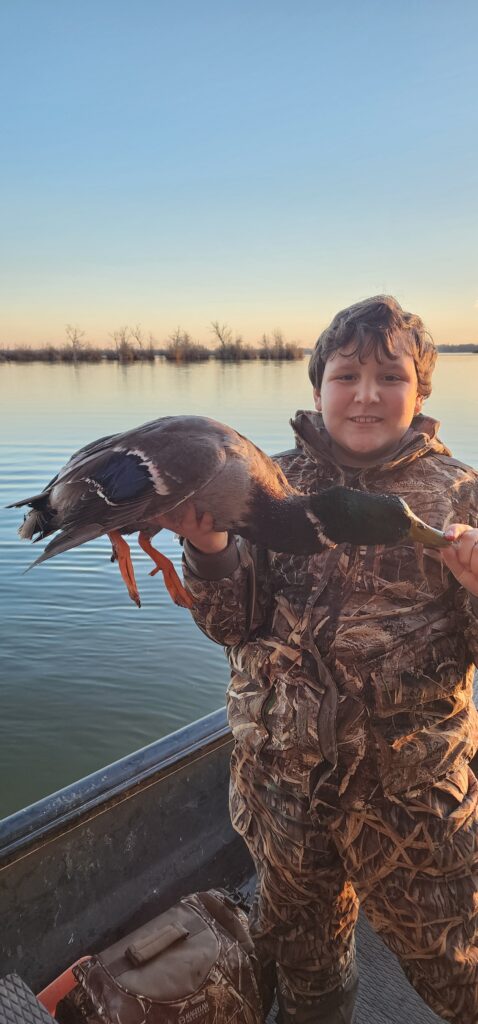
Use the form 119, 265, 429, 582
56, 983, 100, 1023
72, 890, 264, 1024
183, 412, 478, 1023
230, 749, 478, 1023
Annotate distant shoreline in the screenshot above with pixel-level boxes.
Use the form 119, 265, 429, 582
0, 343, 476, 366
436, 345, 478, 353
0, 342, 305, 365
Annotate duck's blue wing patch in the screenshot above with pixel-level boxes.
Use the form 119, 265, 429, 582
87, 452, 151, 502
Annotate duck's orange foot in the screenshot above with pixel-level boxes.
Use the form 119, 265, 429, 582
108, 531, 141, 607
138, 532, 194, 609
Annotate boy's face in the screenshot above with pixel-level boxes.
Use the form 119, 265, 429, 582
313, 340, 423, 467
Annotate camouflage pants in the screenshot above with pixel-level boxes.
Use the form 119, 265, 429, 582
230, 749, 478, 1024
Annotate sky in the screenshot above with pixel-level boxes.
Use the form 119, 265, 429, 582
1, 0, 477, 348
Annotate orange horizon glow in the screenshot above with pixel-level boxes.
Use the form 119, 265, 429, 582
2, 303, 477, 350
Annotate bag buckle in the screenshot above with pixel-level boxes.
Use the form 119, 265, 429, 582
223, 889, 250, 912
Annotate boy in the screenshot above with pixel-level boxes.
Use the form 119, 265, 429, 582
172, 297, 478, 1023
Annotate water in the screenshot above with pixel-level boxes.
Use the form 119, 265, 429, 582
1, 355, 477, 816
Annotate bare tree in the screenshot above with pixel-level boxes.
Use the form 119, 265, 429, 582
130, 324, 144, 350
109, 326, 137, 363
65, 324, 85, 362
145, 331, 157, 359
164, 327, 210, 363
110, 326, 132, 352
168, 326, 185, 347
210, 321, 233, 349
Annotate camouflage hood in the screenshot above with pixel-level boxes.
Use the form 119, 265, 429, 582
290, 410, 451, 478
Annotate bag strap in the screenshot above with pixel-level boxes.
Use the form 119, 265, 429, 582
106, 923, 190, 976
127, 924, 189, 964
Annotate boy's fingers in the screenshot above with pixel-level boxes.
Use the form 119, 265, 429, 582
451, 529, 478, 566
441, 525, 478, 595
197, 511, 215, 534
157, 506, 218, 547
444, 524, 470, 543
443, 525, 477, 560
179, 504, 199, 531
179, 507, 215, 533
157, 502, 194, 534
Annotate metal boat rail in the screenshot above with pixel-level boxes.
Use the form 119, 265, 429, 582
0, 707, 231, 863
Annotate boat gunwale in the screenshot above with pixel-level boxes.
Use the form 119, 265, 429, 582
0, 706, 230, 863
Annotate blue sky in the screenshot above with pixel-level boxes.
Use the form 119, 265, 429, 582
1, 0, 477, 346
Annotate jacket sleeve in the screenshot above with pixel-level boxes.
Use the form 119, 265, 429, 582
182, 535, 271, 646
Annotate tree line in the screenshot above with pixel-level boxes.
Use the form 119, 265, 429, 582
0, 322, 303, 365
4, 326, 472, 366
436, 344, 478, 353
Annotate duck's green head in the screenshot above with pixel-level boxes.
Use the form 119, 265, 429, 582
313, 486, 451, 548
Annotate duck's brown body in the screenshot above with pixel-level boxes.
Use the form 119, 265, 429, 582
11, 416, 291, 549
9, 415, 447, 607
9, 416, 324, 605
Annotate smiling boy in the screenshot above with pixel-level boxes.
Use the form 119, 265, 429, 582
177, 297, 478, 1024
313, 341, 424, 466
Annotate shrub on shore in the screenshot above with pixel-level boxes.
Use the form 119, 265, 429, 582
62, 344, 104, 363
111, 326, 156, 363
214, 341, 257, 361
0, 342, 153, 364
0, 344, 103, 363
259, 331, 303, 361
164, 329, 211, 363
210, 321, 257, 362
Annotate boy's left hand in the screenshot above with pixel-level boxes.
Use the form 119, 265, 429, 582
441, 525, 478, 597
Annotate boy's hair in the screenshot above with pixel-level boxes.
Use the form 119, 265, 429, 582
308, 295, 437, 398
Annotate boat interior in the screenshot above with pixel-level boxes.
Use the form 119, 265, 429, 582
0, 708, 443, 1022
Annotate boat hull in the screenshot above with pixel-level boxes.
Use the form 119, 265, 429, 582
0, 708, 252, 993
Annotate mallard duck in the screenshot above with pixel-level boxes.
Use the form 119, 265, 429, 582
8, 415, 450, 608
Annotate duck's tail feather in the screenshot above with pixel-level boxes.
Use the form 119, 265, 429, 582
7, 492, 47, 509
18, 508, 49, 540
25, 524, 104, 571
7, 490, 56, 541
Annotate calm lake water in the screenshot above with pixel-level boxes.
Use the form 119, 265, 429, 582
1, 354, 478, 817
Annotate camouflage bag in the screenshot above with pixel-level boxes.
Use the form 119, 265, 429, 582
70, 889, 264, 1024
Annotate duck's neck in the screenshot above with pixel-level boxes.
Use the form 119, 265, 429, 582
239, 492, 330, 555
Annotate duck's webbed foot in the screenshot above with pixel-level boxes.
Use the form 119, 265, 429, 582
108, 531, 141, 607
138, 531, 194, 609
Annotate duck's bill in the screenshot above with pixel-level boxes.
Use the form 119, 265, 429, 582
407, 514, 451, 549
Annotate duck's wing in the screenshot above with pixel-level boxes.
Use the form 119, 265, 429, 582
52, 418, 230, 527
14, 417, 231, 563
7, 427, 126, 511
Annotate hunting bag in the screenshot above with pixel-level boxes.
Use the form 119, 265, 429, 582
68, 889, 264, 1024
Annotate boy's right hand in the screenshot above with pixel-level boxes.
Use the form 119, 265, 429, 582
442, 524, 478, 597
157, 503, 229, 554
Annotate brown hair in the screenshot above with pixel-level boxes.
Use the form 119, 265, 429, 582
308, 295, 437, 398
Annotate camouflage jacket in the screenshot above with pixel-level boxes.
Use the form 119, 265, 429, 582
183, 412, 478, 802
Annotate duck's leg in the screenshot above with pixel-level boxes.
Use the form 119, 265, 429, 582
138, 531, 193, 608
108, 530, 141, 607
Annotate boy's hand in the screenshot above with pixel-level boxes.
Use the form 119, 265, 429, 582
157, 503, 229, 555
441, 524, 478, 597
